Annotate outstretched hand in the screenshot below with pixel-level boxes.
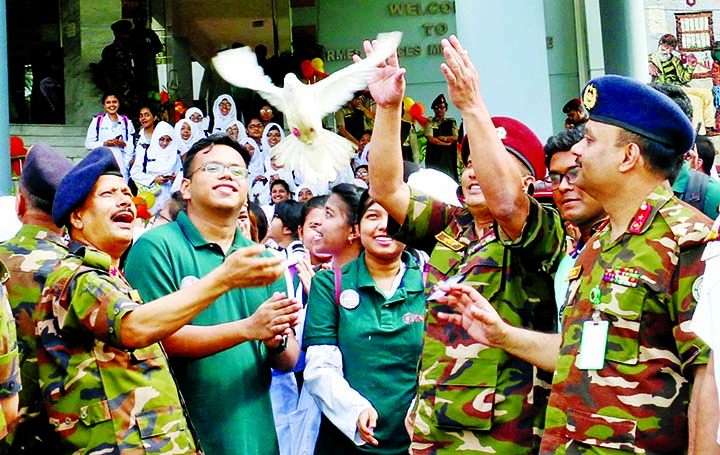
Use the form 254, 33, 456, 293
436, 282, 508, 348
354, 40, 406, 108
439, 35, 481, 112
357, 407, 379, 446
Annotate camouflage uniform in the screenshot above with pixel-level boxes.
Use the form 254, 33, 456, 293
540, 186, 711, 454
36, 243, 199, 454
394, 188, 565, 454
0, 261, 21, 441
0, 224, 67, 450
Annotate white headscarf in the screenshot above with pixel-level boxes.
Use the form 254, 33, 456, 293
185, 107, 209, 135
225, 119, 248, 142
174, 118, 202, 155
142, 121, 181, 181
211, 94, 237, 133
240, 137, 265, 181
260, 122, 285, 154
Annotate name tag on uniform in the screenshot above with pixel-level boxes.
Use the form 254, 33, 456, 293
576, 320, 608, 370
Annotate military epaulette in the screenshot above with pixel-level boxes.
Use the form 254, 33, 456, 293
628, 201, 652, 234
80, 248, 113, 272
435, 230, 467, 251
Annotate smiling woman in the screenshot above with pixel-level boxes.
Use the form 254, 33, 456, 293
303, 190, 425, 455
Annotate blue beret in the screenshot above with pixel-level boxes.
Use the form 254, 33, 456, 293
581, 75, 695, 154
22, 144, 73, 204
52, 147, 123, 228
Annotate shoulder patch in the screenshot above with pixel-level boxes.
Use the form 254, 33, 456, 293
435, 230, 467, 251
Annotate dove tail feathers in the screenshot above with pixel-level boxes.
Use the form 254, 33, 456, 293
271, 131, 356, 184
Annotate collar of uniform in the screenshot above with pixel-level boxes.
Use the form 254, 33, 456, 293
68, 240, 112, 271
175, 210, 248, 253
16, 223, 67, 249
352, 250, 423, 293
617, 184, 673, 239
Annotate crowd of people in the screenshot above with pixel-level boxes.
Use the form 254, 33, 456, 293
1, 33, 720, 455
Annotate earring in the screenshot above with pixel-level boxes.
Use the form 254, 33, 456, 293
348, 236, 353, 245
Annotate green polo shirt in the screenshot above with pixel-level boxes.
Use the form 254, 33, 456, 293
672, 162, 720, 219
125, 211, 285, 455
304, 251, 425, 455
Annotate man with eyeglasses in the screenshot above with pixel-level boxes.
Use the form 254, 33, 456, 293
544, 127, 606, 328
424, 93, 459, 182
125, 134, 302, 454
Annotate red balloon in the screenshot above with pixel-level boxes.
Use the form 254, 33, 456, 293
10, 136, 26, 177
301, 60, 315, 80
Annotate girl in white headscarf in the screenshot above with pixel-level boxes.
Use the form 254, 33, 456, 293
226, 119, 248, 142
260, 122, 285, 153
174, 118, 203, 157
211, 94, 237, 133
130, 121, 182, 215
184, 107, 209, 136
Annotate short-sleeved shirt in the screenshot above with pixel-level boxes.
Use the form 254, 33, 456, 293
672, 162, 720, 219
0, 225, 66, 448
36, 243, 198, 454
540, 185, 711, 454
125, 211, 285, 455
304, 251, 426, 455
393, 188, 565, 454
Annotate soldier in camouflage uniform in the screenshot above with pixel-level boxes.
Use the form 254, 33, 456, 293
38, 146, 286, 454
0, 263, 20, 443
365, 36, 564, 453
0, 144, 72, 451
538, 76, 718, 454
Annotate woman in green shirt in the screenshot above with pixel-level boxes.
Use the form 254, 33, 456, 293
303, 192, 426, 455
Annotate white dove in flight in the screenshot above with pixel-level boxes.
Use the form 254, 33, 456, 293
212, 31, 402, 183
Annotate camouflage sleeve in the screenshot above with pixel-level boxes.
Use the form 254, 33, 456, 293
302, 269, 340, 348
389, 186, 457, 246
496, 195, 566, 273
671, 242, 710, 374
0, 286, 20, 399
63, 272, 140, 348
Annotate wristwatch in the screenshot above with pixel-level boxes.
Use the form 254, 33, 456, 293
267, 334, 288, 355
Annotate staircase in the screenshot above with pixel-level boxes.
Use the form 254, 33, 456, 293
9, 124, 89, 163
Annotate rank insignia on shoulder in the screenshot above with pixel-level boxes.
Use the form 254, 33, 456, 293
628, 202, 652, 234
567, 266, 582, 281
435, 231, 466, 251
602, 266, 640, 287
128, 289, 142, 303
706, 229, 719, 242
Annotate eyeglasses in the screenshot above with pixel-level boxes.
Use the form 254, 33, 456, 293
191, 162, 248, 179
219, 102, 232, 108
260, 109, 273, 114
547, 166, 580, 189
434, 104, 447, 110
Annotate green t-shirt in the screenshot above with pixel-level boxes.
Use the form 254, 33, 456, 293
303, 251, 426, 455
125, 211, 285, 455
672, 162, 720, 219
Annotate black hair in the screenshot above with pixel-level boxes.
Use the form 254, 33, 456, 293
648, 82, 694, 121
300, 195, 328, 227
358, 189, 376, 220
183, 133, 251, 178
696, 135, 716, 176
616, 130, 684, 181
166, 191, 186, 221
138, 103, 159, 118
270, 179, 291, 194
248, 201, 268, 241
273, 200, 303, 238
329, 183, 363, 225
544, 126, 585, 167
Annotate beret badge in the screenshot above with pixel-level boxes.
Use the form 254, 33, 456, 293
583, 84, 598, 111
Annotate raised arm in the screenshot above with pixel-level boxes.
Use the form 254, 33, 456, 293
359, 40, 411, 225
440, 36, 529, 239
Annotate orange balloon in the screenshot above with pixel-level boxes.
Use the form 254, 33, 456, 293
311, 58, 324, 73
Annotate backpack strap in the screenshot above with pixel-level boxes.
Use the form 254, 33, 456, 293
95, 114, 104, 142
121, 115, 129, 141
683, 170, 708, 212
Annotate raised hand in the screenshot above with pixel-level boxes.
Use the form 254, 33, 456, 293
439, 35, 481, 112
222, 244, 285, 289
354, 39, 406, 108
250, 292, 301, 342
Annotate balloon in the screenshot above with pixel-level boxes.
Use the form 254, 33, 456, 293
311, 58, 324, 73
403, 97, 414, 113
301, 60, 315, 80
409, 103, 427, 128
159, 91, 169, 103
